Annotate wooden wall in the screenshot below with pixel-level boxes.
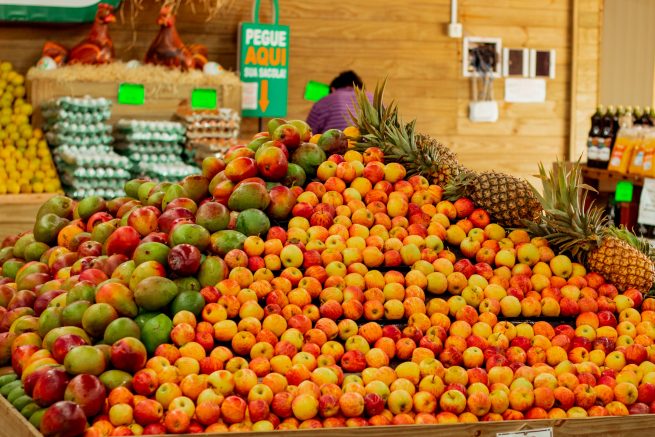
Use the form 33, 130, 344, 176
0, 0, 602, 182
599, 0, 655, 108
570, 0, 603, 161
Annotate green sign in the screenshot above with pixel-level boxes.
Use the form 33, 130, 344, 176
0, 0, 121, 23
304, 81, 330, 102
615, 180, 634, 203
117, 83, 145, 106
238, 0, 289, 118
191, 88, 217, 110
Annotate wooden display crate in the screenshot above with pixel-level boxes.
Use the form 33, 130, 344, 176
26, 64, 242, 126
1, 386, 655, 437
0, 194, 57, 241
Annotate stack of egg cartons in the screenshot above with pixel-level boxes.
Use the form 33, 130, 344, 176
41, 96, 131, 199
114, 119, 198, 182
176, 106, 241, 165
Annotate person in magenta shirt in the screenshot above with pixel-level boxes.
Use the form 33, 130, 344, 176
306, 71, 371, 134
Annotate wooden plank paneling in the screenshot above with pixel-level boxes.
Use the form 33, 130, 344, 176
569, 0, 602, 161
599, 0, 655, 107
0, 0, 601, 183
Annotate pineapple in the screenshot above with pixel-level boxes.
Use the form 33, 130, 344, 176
444, 170, 542, 228
351, 81, 541, 226
526, 162, 654, 292
350, 82, 464, 187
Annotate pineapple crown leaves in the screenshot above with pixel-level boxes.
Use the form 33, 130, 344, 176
349, 79, 398, 142
443, 169, 477, 201
526, 160, 607, 261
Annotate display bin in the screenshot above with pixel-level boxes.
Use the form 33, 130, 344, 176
0, 194, 57, 242
26, 63, 242, 126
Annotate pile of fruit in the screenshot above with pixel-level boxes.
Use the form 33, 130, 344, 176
0, 61, 61, 195
0, 83, 655, 437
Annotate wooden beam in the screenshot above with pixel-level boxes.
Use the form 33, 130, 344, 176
568, 0, 580, 161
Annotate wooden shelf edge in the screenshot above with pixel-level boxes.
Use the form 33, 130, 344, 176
0, 193, 57, 206
0, 390, 41, 437
2, 391, 655, 437
581, 165, 646, 187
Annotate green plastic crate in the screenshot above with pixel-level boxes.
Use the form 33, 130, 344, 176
0, 0, 121, 23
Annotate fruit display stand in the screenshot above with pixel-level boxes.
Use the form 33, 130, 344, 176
0, 194, 57, 242
26, 63, 242, 125
3, 84, 655, 437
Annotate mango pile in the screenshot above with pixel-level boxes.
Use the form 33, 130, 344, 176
0, 119, 653, 437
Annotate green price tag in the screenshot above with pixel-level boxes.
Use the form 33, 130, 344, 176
191, 88, 217, 110
615, 180, 634, 203
117, 83, 145, 105
304, 81, 330, 102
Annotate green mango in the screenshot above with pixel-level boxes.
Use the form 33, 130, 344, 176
198, 256, 228, 287
0, 380, 22, 397
36, 195, 73, 221
76, 196, 106, 220
33, 213, 69, 245
12, 233, 34, 259
20, 402, 40, 419
141, 314, 173, 355
0, 373, 18, 387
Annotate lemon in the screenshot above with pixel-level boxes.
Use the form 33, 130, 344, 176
19, 184, 32, 194
32, 182, 44, 194
13, 86, 25, 98
20, 104, 32, 116
43, 181, 57, 193
0, 184, 6, 195
6, 181, 19, 194
16, 159, 28, 171
37, 148, 49, 158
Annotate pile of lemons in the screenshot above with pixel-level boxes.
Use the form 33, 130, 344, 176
0, 61, 62, 195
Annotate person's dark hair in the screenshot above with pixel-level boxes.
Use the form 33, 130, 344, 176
329, 71, 363, 90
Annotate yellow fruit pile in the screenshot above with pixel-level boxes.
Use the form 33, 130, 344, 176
0, 61, 62, 195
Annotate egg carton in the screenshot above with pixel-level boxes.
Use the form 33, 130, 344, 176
115, 119, 186, 136
45, 121, 113, 136
114, 142, 183, 155
65, 187, 124, 200
46, 131, 113, 147
41, 96, 112, 113
114, 131, 185, 144
135, 161, 199, 182
42, 109, 111, 124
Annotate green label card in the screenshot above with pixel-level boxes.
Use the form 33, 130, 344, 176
304, 81, 330, 102
615, 180, 634, 203
191, 88, 218, 110
118, 83, 145, 106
